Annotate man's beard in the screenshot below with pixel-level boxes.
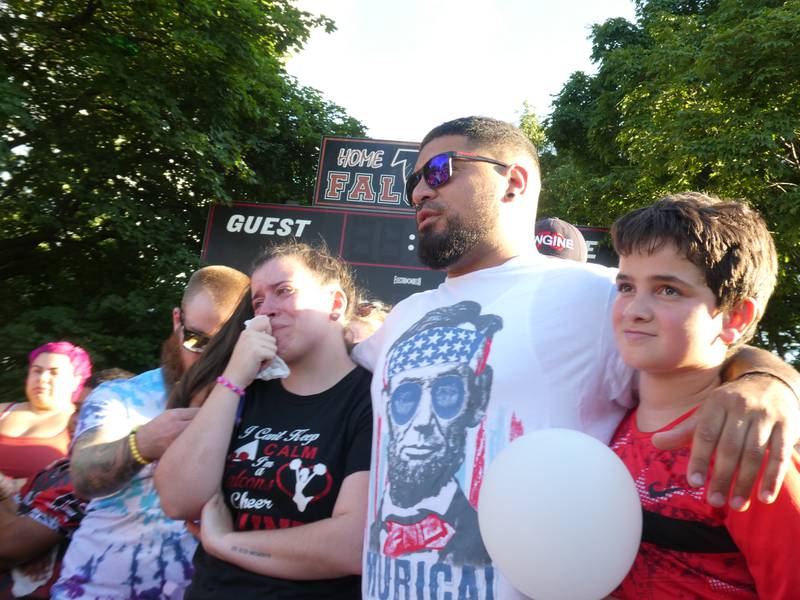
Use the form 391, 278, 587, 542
160, 330, 185, 391
417, 204, 496, 271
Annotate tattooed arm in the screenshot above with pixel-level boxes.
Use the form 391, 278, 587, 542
70, 408, 198, 498
69, 428, 142, 498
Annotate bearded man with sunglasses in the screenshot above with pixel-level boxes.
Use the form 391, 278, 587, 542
353, 116, 800, 600
52, 265, 248, 600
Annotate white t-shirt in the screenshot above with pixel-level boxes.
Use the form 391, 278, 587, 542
353, 253, 634, 600
52, 368, 197, 600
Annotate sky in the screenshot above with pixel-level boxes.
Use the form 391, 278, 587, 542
286, 0, 638, 143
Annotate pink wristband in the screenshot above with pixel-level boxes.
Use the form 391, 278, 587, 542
216, 376, 246, 397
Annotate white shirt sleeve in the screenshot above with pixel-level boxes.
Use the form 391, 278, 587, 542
352, 324, 383, 372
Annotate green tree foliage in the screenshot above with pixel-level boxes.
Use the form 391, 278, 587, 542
541, 0, 800, 362
0, 0, 365, 398
519, 101, 549, 154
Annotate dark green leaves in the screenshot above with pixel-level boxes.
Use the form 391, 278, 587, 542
0, 0, 364, 396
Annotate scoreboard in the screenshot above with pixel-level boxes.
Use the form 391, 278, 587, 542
201, 136, 618, 305
202, 202, 446, 305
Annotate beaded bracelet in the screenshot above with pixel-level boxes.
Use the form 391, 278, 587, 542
128, 426, 151, 466
216, 375, 246, 397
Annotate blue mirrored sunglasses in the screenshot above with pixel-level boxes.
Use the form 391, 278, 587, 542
405, 151, 509, 204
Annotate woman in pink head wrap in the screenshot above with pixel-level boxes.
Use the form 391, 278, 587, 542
0, 342, 92, 484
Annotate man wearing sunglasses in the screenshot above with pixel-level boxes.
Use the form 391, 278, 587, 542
53, 266, 248, 600
353, 116, 800, 600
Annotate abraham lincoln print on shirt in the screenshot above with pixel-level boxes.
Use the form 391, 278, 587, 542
368, 301, 503, 567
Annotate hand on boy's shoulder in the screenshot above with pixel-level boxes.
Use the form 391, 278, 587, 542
653, 374, 800, 512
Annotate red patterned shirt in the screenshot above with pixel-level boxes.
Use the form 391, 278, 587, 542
610, 408, 800, 600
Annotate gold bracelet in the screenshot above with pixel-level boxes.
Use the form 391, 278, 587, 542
128, 426, 151, 466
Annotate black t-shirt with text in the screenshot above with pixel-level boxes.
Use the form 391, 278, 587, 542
187, 366, 372, 599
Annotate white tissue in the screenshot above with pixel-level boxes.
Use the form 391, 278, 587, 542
243, 317, 291, 380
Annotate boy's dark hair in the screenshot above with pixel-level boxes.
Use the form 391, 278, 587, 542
421, 116, 540, 173
611, 192, 778, 346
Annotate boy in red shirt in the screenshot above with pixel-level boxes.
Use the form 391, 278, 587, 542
609, 192, 800, 599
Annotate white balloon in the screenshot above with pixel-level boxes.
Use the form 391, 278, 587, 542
478, 428, 641, 600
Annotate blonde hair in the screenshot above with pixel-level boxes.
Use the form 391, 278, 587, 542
183, 265, 250, 312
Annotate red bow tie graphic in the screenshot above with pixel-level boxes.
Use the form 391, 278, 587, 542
383, 513, 455, 557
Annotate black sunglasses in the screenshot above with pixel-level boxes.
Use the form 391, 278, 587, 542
405, 151, 510, 204
179, 309, 211, 353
